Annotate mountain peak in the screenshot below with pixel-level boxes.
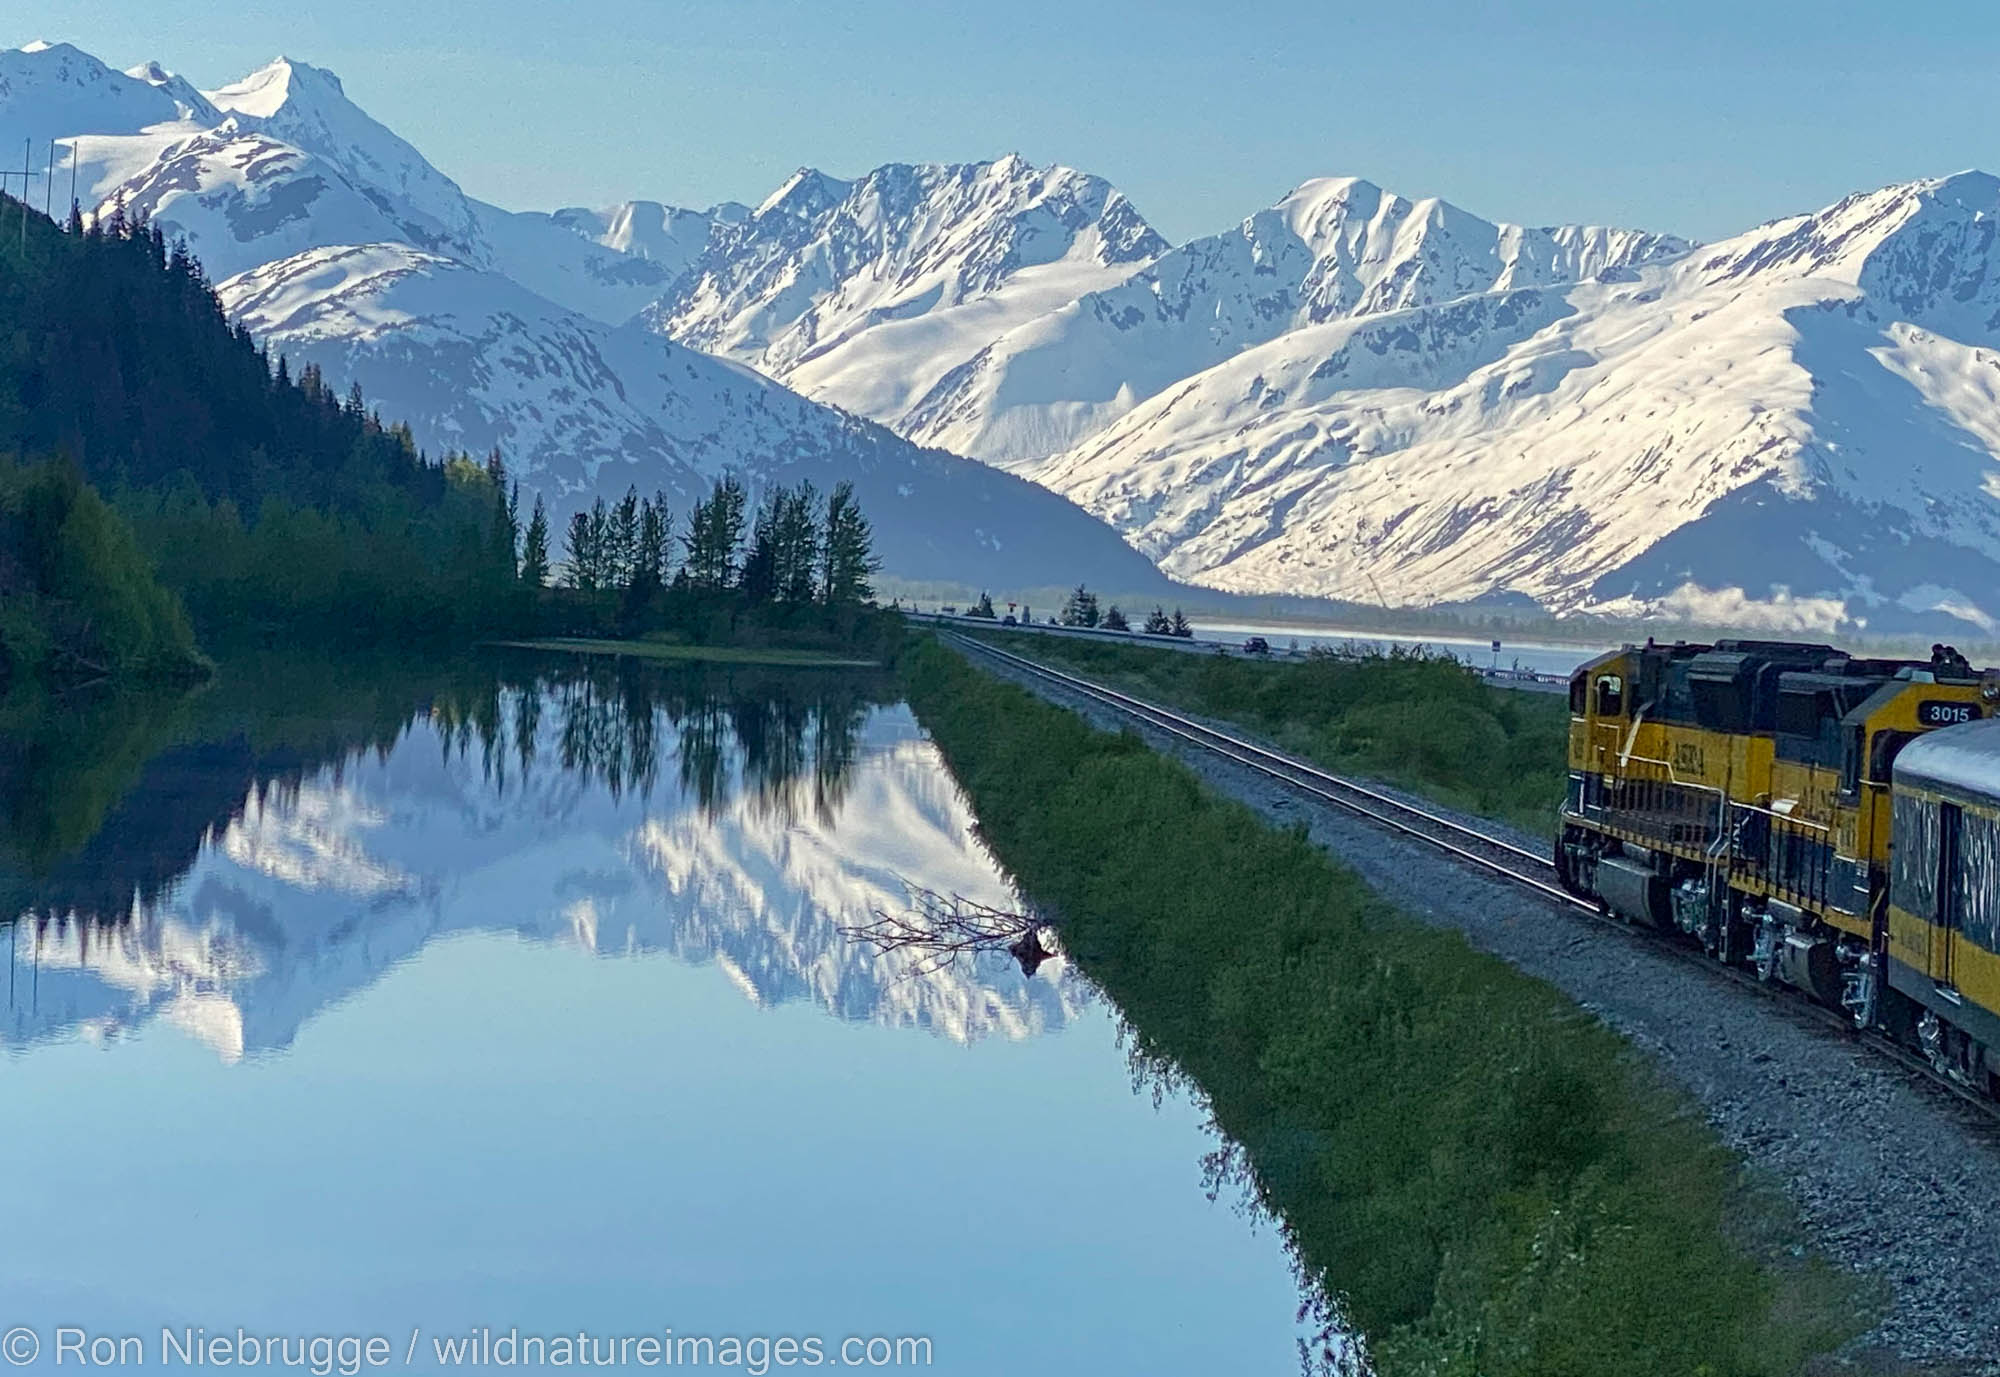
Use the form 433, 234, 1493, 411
1919, 168, 2000, 208
1694, 166, 2000, 300
5, 39, 110, 72
1, 39, 197, 135
205, 56, 347, 119
124, 59, 218, 122
755, 166, 854, 219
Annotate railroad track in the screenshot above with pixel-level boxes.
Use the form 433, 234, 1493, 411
945, 631, 2000, 1129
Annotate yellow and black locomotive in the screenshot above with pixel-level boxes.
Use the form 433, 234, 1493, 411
1558, 638, 2000, 1089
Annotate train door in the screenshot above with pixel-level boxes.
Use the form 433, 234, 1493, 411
1591, 673, 1627, 773
1937, 802, 1964, 994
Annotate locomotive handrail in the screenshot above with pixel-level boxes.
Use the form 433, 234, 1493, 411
1616, 750, 1728, 795
1736, 800, 1835, 834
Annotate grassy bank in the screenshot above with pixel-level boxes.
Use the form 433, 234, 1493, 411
959, 627, 1570, 837
902, 638, 1862, 1376
494, 636, 882, 668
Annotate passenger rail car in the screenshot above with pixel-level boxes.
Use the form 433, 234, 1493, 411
1557, 639, 2000, 1090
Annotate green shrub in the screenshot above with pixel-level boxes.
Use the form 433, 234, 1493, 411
0, 458, 208, 686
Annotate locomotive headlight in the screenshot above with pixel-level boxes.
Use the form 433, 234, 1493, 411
1984, 673, 2000, 704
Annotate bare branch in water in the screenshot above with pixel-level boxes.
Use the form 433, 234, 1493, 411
840, 886, 1062, 979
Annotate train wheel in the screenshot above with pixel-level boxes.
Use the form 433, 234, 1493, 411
1751, 917, 1781, 984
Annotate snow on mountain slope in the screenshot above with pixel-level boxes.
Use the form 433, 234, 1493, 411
3, 42, 1169, 590
108, 126, 444, 282
218, 241, 1177, 590
1033, 172, 2000, 635
901, 176, 1690, 467
647, 156, 1168, 429
0, 43, 688, 323
0, 43, 216, 231
123, 60, 217, 123
3, 703, 1077, 1060
553, 198, 746, 278
199, 56, 682, 322
203, 57, 484, 259
469, 200, 686, 325
0, 40, 193, 141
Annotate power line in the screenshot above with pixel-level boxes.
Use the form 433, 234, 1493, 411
18, 138, 30, 257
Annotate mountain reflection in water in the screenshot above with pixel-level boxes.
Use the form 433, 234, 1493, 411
0, 654, 1078, 1060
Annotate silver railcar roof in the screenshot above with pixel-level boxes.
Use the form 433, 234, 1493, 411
1895, 718, 2000, 800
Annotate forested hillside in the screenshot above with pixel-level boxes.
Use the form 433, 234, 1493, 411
0, 457, 207, 686
0, 190, 520, 657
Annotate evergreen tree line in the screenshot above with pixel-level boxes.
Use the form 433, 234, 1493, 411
0, 191, 894, 676
1, 195, 452, 516
554, 476, 878, 610
1057, 584, 1193, 637
0, 192, 521, 654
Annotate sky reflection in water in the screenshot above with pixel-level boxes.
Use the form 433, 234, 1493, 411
0, 658, 1306, 1374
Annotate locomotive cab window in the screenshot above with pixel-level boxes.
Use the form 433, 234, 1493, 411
1595, 675, 1625, 717
1871, 730, 1918, 784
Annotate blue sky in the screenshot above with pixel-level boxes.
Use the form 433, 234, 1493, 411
11, 0, 1997, 243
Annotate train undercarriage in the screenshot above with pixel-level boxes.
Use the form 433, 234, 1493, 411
1555, 819, 1999, 1098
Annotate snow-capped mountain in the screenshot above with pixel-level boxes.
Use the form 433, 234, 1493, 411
0, 43, 675, 317
1032, 172, 2000, 633
15, 37, 2000, 630
0, 40, 1171, 590
218, 241, 1172, 589
646, 156, 1168, 435
901, 177, 1690, 467
3, 696, 1078, 1061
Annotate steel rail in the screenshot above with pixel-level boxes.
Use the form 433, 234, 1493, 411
945, 630, 2000, 1129
947, 633, 1555, 871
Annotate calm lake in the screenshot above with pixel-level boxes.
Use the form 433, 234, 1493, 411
0, 654, 1311, 1374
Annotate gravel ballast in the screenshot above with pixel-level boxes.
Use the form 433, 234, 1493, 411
961, 644, 2000, 1373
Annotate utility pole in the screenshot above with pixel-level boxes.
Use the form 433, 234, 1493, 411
69, 141, 80, 229
44, 139, 55, 218
19, 139, 30, 256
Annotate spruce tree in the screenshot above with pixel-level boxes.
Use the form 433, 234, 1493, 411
564, 510, 598, 591
521, 496, 551, 588
610, 486, 641, 590
740, 489, 780, 603
586, 498, 610, 589
1061, 584, 1100, 628
820, 481, 877, 606
634, 497, 670, 594
488, 478, 519, 582
682, 477, 747, 590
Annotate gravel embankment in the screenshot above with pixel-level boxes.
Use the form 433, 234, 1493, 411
964, 646, 2000, 1373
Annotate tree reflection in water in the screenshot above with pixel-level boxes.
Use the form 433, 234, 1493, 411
1, 651, 897, 935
